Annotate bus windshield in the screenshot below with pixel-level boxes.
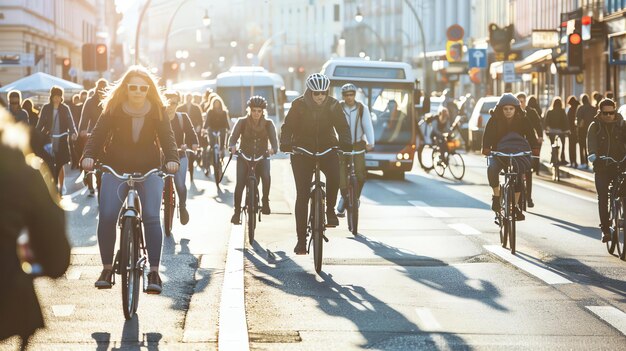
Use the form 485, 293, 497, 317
331, 86, 412, 145
217, 86, 276, 118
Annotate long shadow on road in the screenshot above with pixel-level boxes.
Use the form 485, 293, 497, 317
245, 242, 472, 350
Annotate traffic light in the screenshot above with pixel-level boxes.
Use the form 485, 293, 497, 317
82, 43, 96, 71
62, 58, 71, 80
488, 23, 514, 54
163, 61, 180, 81
95, 44, 108, 72
581, 16, 592, 41
567, 32, 583, 69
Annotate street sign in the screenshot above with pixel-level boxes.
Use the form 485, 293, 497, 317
0, 52, 35, 67
468, 48, 487, 68
532, 30, 559, 48
503, 61, 516, 83
68, 67, 78, 78
446, 24, 465, 41
446, 40, 464, 62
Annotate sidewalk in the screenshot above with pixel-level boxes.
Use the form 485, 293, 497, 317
537, 137, 595, 192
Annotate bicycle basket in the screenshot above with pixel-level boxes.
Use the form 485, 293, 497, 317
446, 139, 461, 152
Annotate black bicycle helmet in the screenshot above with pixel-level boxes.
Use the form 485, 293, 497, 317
247, 95, 267, 109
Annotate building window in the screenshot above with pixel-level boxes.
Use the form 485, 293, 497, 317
334, 4, 340, 22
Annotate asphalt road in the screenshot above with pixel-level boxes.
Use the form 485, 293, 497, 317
1, 152, 625, 350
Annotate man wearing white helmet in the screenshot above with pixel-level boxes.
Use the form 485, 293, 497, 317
336, 83, 374, 217
280, 73, 352, 255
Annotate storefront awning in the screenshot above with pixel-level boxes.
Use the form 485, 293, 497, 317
515, 49, 553, 72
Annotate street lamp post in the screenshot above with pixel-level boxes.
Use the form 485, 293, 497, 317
134, 0, 153, 65
163, 0, 211, 63
402, 0, 429, 93
354, 13, 387, 60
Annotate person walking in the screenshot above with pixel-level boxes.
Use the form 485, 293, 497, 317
35, 86, 78, 194
81, 65, 179, 294
566, 96, 580, 168
544, 97, 569, 164
21, 99, 39, 127
577, 94, 596, 169
7, 91, 29, 124
516, 92, 542, 207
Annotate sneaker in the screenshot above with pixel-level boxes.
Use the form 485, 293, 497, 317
293, 239, 307, 255
336, 197, 346, 218
231, 209, 241, 225
180, 205, 190, 225
326, 210, 339, 227
146, 271, 162, 294
515, 207, 525, 221
94, 269, 113, 289
601, 227, 612, 243
491, 196, 501, 212
261, 200, 271, 215
88, 189, 95, 198
527, 198, 534, 208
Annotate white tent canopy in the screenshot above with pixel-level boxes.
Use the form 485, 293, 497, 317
0, 72, 83, 95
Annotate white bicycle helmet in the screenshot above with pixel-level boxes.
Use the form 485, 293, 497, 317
306, 73, 330, 92
341, 83, 357, 94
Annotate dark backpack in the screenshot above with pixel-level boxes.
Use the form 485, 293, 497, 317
496, 132, 532, 173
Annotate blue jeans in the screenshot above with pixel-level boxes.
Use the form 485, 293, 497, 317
97, 173, 164, 267
174, 156, 188, 207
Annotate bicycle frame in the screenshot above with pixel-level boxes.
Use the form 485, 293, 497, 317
341, 149, 366, 235
599, 155, 626, 258
238, 151, 266, 243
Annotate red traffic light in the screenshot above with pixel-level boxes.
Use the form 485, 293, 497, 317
298, 67, 305, 73
171, 62, 179, 70
63, 58, 71, 66
569, 33, 582, 45
96, 44, 107, 55
582, 16, 592, 26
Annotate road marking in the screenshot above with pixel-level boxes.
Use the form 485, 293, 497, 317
409, 201, 450, 218
484, 245, 572, 285
218, 221, 249, 351
586, 306, 626, 336
533, 181, 597, 203
382, 184, 406, 195
415, 308, 442, 331
51, 305, 75, 317
448, 223, 481, 235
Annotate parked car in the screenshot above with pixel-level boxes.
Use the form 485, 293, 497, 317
468, 96, 499, 151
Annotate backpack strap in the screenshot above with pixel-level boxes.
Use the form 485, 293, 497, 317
356, 102, 364, 143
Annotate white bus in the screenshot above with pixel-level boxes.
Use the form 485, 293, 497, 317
216, 66, 286, 125
321, 58, 418, 179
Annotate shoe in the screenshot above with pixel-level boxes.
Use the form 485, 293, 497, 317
601, 227, 612, 243
336, 197, 346, 217
491, 196, 501, 212
527, 198, 534, 208
293, 239, 307, 255
231, 208, 241, 225
94, 269, 113, 289
261, 199, 271, 215
146, 271, 162, 294
88, 189, 95, 198
515, 207, 525, 221
180, 205, 189, 225
326, 210, 339, 227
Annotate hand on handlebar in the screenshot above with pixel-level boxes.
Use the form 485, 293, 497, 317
82, 157, 95, 171
192, 144, 198, 151
366, 144, 374, 152
165, 161, 179, 174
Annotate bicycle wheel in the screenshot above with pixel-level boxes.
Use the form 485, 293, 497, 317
432, 150, 445, 177
188, 152, 194, 182
508, 183, 516, 255
120, 217, 139, 320
608, 196, 618, 255
213, 148, 222, 189
615, 198, 624, 258
247, 178, 257, 245
203, 148, 211, 177
419, 144, 434, 171
163, 178, 175, 237
448, 152, 465, 180
313, 188, 324, 273
347, 175, 359, 235
499, 188, 508, 248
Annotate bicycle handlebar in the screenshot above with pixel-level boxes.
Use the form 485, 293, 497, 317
598, 155, 626, 164
292, 146, 337, 157
489, 151, 532, 158
339, 149, 366, 156
237, 151, 266, 162
98, 164, 172, 181
545, 129, 570, 135
51, 132, 69, 138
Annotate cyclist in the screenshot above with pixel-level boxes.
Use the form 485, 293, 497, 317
177, 93, 203, 175
587, 98, 626, 243
81, 66, 179, 294
203, 96, 230, 165
165, 91, 199, 225
280, 73, 352, 254
228, 96, 278, 224
79, 79, 108, 196
336, 83, 374, 217
482, 93, 539, 221
516, 92, 543, 208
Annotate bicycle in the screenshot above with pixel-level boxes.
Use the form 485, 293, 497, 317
163, 149, 195, 236
432, 132, 465, 180
598, 156, 626, 259
292, 146, 336, 273
417, 114, 437, 171
209, 130, 224, 190
98, 164, 172, 320
340, 149, 366, 235
489, 151, 532, 255
545, 129, 570, 182
237, 150, 267, 244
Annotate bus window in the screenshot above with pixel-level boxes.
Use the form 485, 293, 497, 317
217, 86, 276, 117
370, 88, 412, 145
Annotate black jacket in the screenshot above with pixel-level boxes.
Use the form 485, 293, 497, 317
525, 107, 542, 140
36, 103, 77, 165
83, 105, 179, 173
203, 109, 230, 130
229, 115, 278, 157
482, 110, 539, 152
170, 112, 199, 151
280, 93, 352, 152
177, 103, 203, 129
587, 114, 626, 172
544, 108, 568, 131
0, 123, 70, 341
78, 95, 103, 133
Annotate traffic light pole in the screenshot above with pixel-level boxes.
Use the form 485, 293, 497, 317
134, 0, 153, 65
162, 0, 193, 64
403, 0, 428, 94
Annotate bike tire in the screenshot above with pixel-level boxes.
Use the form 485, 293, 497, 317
432, 150, 445, 177
247, 178, 256, 245
188, 153, 194, 182
616, 198, 624, 259
120, 217, 138, 320
313, 188, 324, 274
608, 196, 618, 255
163, 178, 175, 237
348, 176, 359, 235
214, 148, 222, 189
499, 191, 508, 248
419, 144, 435, 171
448, 152, 465, 180
508, 184, 516, 255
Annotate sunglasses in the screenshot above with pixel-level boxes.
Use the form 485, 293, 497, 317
342, 93, 356, 97
602, 111, 616, 116
313, 91, 328, 97
128, 84, 149, 93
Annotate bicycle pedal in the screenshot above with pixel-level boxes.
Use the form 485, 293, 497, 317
323, 234, 329, 242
